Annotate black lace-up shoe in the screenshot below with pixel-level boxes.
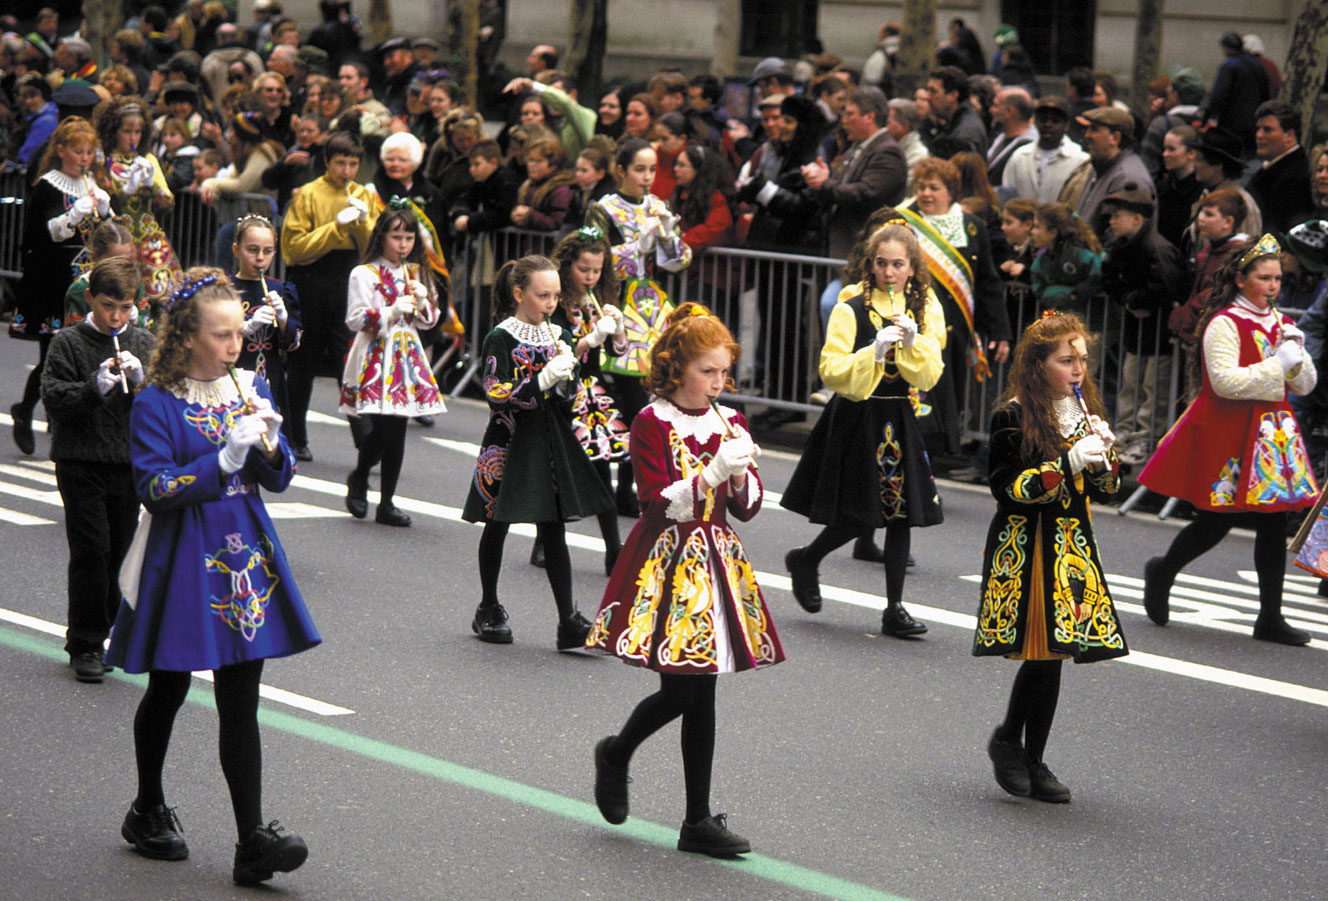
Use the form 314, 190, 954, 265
881, 604, 927, 637
345, 472, 368, 519
71, 650, 105, 683
593, 736, 630, 825
1142, 556, 1171, 625
785, 547, 821, 613
557, 611, 592, 650
11, 404, 34, 455
472, 603, 513, 643
987, 729, 1031, 797
1028, 762, 1071, 803
375, 502, 411, 527
677, 813, 751, 857
121, 802, 188, 860
233, 820, 307, 884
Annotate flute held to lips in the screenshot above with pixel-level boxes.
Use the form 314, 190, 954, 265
110, 334, 129, 394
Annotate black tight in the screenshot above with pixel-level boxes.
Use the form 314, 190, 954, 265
18, 334, 52, 412
803, 522, 912, 607
133, 660, 265, 838
594, 460, 621, 552
997, 659, 1063, 763
605, 673, 718, 824
1156, 510, 1288, 617
480, 521, 575, 619
352, 414, 409, 504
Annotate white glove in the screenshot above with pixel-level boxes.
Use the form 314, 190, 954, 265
754, 180, 780, 207
408, 280, 429, 301
266, 290, 288, 325
537, 352, 576, 391
601, 304, 627, 337
702, 434, 756, 488
1275, 339, 1304, 374
250, 395, 282, 447
1067, 433, 1108, 474
347, 196, 368, 214
1086, 414, 1116, 448
69, 195, 96, 223
387, 297, 417, 322
336, 204, 364, 225
656, 208, 676, 236
243, 304, 277, 335
585, 313, 618, 348
874, 325, 903, 362
219, 414, 266, 472
1281, 324, 1305, 345
96, 358, 121, 394
893, 313, 918, 348
93, 187, 112, 217
118, 351, 145, 384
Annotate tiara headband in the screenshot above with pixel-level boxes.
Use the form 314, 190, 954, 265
1238, 233, 1281, 270
235, 212, 273, 228
167, 274, 220, 307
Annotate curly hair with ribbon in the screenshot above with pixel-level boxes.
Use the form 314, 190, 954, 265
147, 267, 244, 392
551, 225, 619, 313
644, 302, 741, 399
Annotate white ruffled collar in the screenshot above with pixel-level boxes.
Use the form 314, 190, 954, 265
1052, 394, 1084, 438
650, 396, 734, 442
498, 316, 556, 346
170, 369, 254, 406
1231, 296, 1279, 321
42, 169, 92, 197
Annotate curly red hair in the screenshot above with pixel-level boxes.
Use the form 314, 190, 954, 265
645, 303, 741, 399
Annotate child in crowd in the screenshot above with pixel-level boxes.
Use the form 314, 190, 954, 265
529, 226, 628, 574
975, 312, 1126, 804
588, 137, 693, 516
1029, 202, 1102, 322
261, 112, 330, 213
279, 131, 378, 461
997, 197, 1037, 331
156, 117, 200, 196
107, 268, 318, 884
191, 149, 225, 189
460, 255, 613, 648
586, 302, 781, 858
569, 145, 615, 226
782, 223, 945, 637
510, 137, 577, 231
1168, 188, 1248, 350
11, 116, 112, 456
229, 215, 301, 428
63, 218, 148, 329
341, 207, 447, 527
451, 139, 519, 236
42, 256, 157, 683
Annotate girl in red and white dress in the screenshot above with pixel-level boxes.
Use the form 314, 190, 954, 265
1139, 234, 1318, 645
586, 303, 783, 859
340, 207, 446, 527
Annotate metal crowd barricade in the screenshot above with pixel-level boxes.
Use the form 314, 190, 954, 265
0, 166, 28, 280
165, 189, 283, 276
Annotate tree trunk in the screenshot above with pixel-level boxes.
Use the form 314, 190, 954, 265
1282, 0, 1328, 147
457, 0, 480, 111
368, 0, 393, 48
1129, 0, 1165, 117
82, 0, 118, 69
712, 0, 739, 79
566, 0, 607, 102
895, 0, 935, 99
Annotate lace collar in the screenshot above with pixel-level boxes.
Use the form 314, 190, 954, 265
921, 203, 968, 249
1052, 394, 1084, 438
170, 369, 253, 406
497, 316, 556, 346
42, 169, 91, 197
650, 396, 732, 443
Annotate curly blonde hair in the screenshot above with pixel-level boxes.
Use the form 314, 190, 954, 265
147, 267, 243, 393
645, 302, 740, 399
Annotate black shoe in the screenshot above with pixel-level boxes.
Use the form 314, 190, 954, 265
232, 820, 307, 884
375, 502, 411, 527
530, 537, 546, 568
593, 736, 630, 825
906, 553, 916, 568
1142, 556, 1171, 625
1318, 579, 1328, 599
557, 611, 592, 650
677, 813, 751, 857
1252, 616, 1312, 646
615, 488, 640, 518
472, 603, 513, 643
414, 415, 435, 427
1028, 761, 1071, 803
293, 444, 313, 462
881, 604, 927, 637
121, 802, 188, 860
10, 403, 34, 455
851, 538, 885, 563
70, 650, 105, 683
987, 729, 1031, 797
785, 547, 822, 613
345, 472, 368, 519
604, 544, 621, 577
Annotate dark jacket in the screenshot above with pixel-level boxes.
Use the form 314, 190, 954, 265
921, 104, 989, 160
451, 167, 519, 234
1102, 220, 1185, 354
813, 128, 907, 258
1246, 145, 1315, 234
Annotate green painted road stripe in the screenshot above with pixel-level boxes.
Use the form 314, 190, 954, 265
3, 624, 907, 901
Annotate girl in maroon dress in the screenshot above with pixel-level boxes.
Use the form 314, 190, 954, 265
586, 303, 783, 859
1139, 235, 1318, 645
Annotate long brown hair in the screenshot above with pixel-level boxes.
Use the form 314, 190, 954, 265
148, 267, 243, 392
860, 224, 932, 326
1187, 236, 1282, 395
999, 312, 1105, 462
551, 227, 619, 314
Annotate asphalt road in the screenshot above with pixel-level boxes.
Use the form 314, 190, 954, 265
1, 344, 1326, 901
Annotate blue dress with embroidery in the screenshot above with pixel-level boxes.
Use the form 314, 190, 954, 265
105, 371, 321, 673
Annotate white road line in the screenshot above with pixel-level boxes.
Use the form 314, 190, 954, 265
0, 463, 58, 486
0, 480, 62, 506
0, 606, 354, 716
266, 502, 345, 519
0, 507, 54, 525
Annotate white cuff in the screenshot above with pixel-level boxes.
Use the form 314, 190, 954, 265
755, 181, 780, 206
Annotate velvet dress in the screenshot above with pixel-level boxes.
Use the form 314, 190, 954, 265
551, 298, 629, 463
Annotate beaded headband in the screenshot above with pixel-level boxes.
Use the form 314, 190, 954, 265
1238, 233, 1281, 270
235, 212, 273, 229
167, 274, 220, 306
